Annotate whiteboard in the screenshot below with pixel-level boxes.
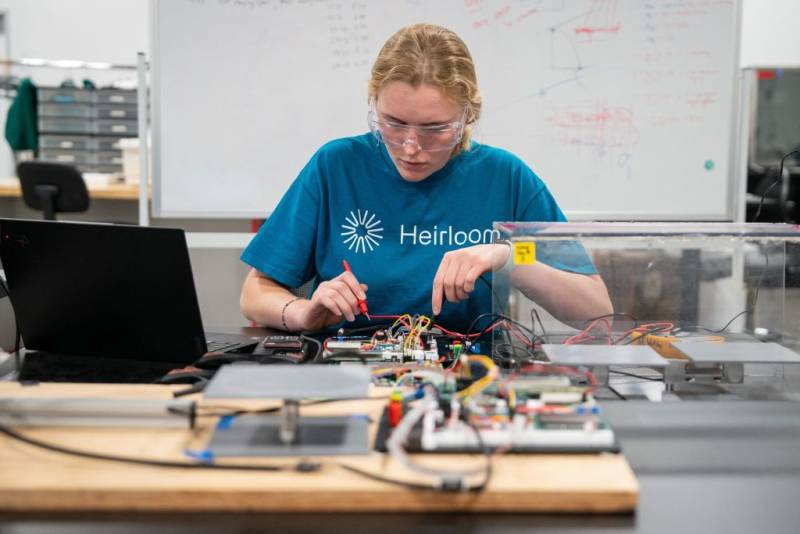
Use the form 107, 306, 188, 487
152, 0, 742, 220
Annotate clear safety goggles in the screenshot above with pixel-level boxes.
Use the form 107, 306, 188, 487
367, 108, 466, 152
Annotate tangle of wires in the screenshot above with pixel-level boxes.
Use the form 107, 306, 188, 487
458, 313, 540, 369
752, 147, 800, 223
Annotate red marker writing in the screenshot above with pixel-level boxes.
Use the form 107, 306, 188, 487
342, 259, 370, 320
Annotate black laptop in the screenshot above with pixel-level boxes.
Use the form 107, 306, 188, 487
0, 219, 259, 381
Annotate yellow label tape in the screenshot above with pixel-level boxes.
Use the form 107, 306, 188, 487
513, 242, 536, 265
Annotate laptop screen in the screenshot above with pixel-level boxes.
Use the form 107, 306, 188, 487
0, 219, 207, 362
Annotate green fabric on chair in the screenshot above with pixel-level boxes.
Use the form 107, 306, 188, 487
4, 77, 38, 151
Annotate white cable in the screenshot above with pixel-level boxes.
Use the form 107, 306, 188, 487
386, 387, 486, 481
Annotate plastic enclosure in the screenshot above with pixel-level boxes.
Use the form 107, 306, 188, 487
491, 222, 800, 390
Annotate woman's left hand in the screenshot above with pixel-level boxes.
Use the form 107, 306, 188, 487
431, 243, 510, 315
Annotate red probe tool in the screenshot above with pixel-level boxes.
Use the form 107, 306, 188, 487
342, 259, 370, 320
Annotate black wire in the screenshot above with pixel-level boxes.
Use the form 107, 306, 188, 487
753, 148, 800, 222
320, 349, 371, 364
173, 381, 207, 397
530, 308, 549, 345
337, 410, 493, 493
300, 332, 322, 363
464, 415, 493, 492
167, 395, 392, 419
339, 323, 393, 336
493, 343, 535, 362
337, 463, 441, 491
708, 310, 750, 334
606, 385, 627, 400
463, 312, 543, 369
609, 369, 664, 382
677, 243, 771, 335
0, 424, 316, 473
2, 392, 489, 493
492, 345, 537, 371
478, 275, 519, 365
464, 312, 536, 340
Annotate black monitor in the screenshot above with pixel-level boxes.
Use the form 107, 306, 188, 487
0, 219, 208, 362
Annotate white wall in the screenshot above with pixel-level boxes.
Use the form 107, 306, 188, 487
740, 0, 800, 68
0, 0, 147, 70
0, 0, 148, 176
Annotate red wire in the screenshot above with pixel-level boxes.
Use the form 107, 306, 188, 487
565, 318, 612, 345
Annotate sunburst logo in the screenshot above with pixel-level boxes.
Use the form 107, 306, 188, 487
340, 209, 383, 254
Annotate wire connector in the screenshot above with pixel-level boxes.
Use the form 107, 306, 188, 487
295, 460, 322, 473
439, 476, 467, 492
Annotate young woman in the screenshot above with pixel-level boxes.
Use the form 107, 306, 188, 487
240, 24, 612, 332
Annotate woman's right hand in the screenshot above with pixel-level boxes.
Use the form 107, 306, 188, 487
286, 271, 368, 331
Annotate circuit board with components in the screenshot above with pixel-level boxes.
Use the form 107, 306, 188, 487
375, 355, 617, 454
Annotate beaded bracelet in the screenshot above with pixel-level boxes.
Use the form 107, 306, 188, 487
281, 296, 303, 331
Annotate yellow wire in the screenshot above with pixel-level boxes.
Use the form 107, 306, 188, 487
402, 314, 432, 356
455, 355, 498, 400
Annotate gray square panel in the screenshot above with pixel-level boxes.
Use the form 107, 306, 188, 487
208, 415, 370, 457
203, 365, 371, 399
542, 344, 669, 367
676, 342, 800, 364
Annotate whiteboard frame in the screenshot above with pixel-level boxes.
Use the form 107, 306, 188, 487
150, 0, 745, 222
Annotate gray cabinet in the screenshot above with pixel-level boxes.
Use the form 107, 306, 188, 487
37, 87, 138, 174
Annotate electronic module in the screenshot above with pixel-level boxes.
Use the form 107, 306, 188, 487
375, 354, 617, 455
322, 314, 463, 363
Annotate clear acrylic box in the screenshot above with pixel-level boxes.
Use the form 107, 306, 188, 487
491, 222, 800, 398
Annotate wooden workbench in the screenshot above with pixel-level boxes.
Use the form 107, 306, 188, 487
0, 177, 143, 201
0, 383, 638, 513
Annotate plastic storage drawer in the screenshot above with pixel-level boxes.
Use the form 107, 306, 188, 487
94, 89, 137, 105
39, 135, 94, 151
96, 151, 124, 166
95, 119, 137, 136
37, 87, 93, 104
95, 137, 125, 151
39, 149, 93, 166
91, 164, 123, 174
94, 104, 137, 119
38, 103, 93, 118
38, 117, 94, 134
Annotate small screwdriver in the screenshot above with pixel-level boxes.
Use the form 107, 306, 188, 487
341, 259, 370, 320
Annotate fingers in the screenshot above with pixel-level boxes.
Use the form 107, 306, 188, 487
338, 271, 367, 301
433, 246, 495, 314
442, 258, 469, 302
431, 254, 450, 315
463, 265, 482, 295
318, 293, 353, 321
312, 273, 368, 322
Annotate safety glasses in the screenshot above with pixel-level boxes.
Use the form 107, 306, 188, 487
367, 109, 466, 152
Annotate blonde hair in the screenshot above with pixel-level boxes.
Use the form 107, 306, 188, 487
368, 24, 481, 154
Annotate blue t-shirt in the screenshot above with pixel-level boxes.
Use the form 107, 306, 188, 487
242, 133, 586, 331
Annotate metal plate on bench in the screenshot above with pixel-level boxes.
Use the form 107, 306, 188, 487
675, 342, 800, 364
542, 344, 669, 367
203, 365, 371, 399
